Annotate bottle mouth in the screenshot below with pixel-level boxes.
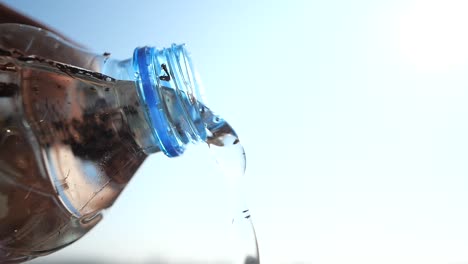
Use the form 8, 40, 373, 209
133, 44, 207, 157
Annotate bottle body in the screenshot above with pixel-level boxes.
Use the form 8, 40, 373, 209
0, 25, 150, 262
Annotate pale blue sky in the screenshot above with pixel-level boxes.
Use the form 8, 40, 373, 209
5, 0, 468, 263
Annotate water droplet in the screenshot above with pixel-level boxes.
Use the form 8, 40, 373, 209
1, 127, 20, 146
0, 62, 17, 72
80, 211, 103, 225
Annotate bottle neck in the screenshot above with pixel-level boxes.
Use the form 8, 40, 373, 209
74, 44, 208, 158
128, 45, 207, 157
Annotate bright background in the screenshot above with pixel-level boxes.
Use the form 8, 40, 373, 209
4, 0, 468, 263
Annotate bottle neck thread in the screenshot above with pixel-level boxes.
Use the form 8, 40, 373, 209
132, 44, 206, 157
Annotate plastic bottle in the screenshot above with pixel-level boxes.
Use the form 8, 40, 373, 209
0, 23, 214, 262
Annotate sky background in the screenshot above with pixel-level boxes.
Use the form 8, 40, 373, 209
4, 0, 468, 263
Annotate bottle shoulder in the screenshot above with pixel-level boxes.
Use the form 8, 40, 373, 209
0, 23, 105, 72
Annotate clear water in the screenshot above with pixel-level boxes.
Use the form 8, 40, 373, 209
202, 106, 260, 264
0, 51, 259, 263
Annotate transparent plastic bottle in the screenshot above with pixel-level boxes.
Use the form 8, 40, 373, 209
0, 23, 214, 263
